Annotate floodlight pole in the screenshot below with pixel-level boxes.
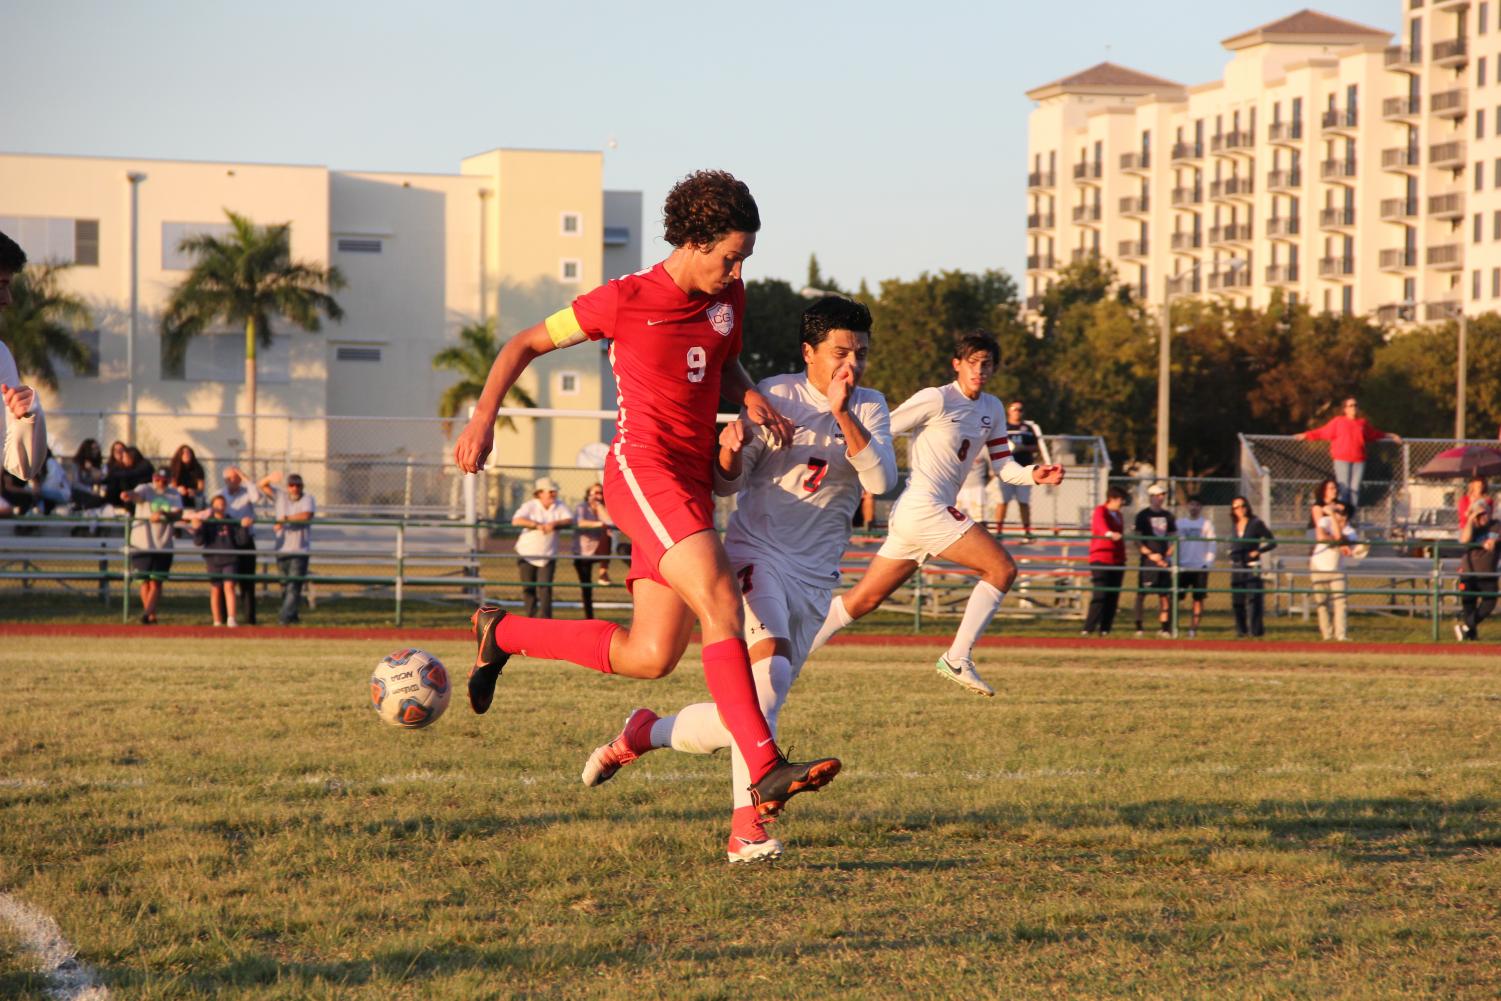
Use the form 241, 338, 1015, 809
1156, 282, 1173, 483
1456, 310, 1468, 440
126, 171, 146, 444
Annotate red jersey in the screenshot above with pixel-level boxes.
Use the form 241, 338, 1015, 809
1303, 416, 1386, 461
551, 263, 744, 488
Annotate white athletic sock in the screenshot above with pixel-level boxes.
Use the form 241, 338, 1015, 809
651, 656, 793, 758
807, 595, 855, 655
728, 656, 794, 808
946, 580, 1005, 663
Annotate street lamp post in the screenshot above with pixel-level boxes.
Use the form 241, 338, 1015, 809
126, 171, 146, 445
1456, 310, 1468, 440
1156, 281, 1173, 484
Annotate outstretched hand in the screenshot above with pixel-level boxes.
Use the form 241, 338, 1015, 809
454, 418, 495, 474
1, 383, 35, 420
1032, 463, 1065, 486
743, 389, 794, 447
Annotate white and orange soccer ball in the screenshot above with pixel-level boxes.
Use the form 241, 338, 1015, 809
370, 648, 451, 729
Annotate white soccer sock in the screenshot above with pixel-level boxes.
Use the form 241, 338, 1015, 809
650, 656, 793, 756
807, 595, 855, 656
946, 580, 1005, 663
728, 656, 793, 808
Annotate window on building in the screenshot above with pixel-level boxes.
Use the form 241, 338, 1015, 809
1495, 159, 1501, 186
559, 259, 581, 283
0, 215, 100, 266
560, 212, 581, 236
1480, 109, 1488, 138
1483, 57, 1490, 85
1476, 269, 1484, 299
1476, 212, 1485, 243
1493, 210, 1500, 239
335, 237, 382, 253
334, 345, 383, 362
164, 332, 290, 383
557, 371, 580, 395
162, 221, 234, 270
1404, 277, 1417, 302
1342, 286, 1353, 316
1493, 268, 1500, 296
1479, 164, 1487, 192
1483, 1, 1491, 32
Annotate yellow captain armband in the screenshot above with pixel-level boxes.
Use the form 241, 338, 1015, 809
544, 307, 588, 349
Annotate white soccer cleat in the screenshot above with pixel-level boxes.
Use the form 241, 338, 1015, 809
935, 654, 995, 697
580, 708, 659, 787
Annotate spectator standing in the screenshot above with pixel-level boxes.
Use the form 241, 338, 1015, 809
259, 471, 316, 626
192, 493, 251, 627
69, 439, 107, 510
1294, 397, 1402, 515
998, 401, 1050, 539
1457, 500, 1500, 641
0, 229, 48, 481
217, 467, 260, 624
1309, 501, 1357, 642
1082, 485, 1130, 636
129, 468, 183, 624
572, 482, 613, 618
1133, 483, 1178, 637
1457, 475, 1491, 532
1309, 477, 1340, 527
512, 476, 572, 618
1175, 494, 1217, 638
169, 445, 207, 510
105, 443, 153, 511
1228, 496, 1277, 638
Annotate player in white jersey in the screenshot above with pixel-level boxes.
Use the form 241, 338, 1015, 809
577, 297, 897, 863
805, 332, 1065, 696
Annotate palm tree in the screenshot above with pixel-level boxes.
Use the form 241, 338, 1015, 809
161, 210, 345, 464
0, 262, 93, 389
432, 318, 536, 434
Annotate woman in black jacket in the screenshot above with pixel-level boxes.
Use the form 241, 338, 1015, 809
1228, 495, 1277, 638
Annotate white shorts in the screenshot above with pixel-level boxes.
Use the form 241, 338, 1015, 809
877, 497, 973, 565
732, 556, 830, 671
955, 485, 988, 523
1000, 482, 1032, 505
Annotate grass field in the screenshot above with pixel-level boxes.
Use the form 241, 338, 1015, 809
3, 637, 1501, 999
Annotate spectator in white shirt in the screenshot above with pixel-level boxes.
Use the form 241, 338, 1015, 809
1175, 495, 1217, 638
1310, 501, 1358, 641
512, 477, 573, 618
0, 230, 47, 481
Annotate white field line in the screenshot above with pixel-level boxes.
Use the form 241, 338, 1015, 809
0, 893, 110, 1000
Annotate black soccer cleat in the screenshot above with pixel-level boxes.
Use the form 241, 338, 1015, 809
468, 604, 511, 714
748, 753, 842, 818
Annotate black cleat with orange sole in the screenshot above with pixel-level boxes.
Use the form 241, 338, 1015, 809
468, 604, 511, 714
748, 754, 841, 818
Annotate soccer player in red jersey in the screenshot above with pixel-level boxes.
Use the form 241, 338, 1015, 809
453, 171, 839, 817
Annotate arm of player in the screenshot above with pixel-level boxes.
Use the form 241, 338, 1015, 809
713, 418, 767, 497
888, 386, 943, 437
455, 323, 560, 474
1, 382, 45, 482
846, 397, 897, 495
720, 358, 792, 447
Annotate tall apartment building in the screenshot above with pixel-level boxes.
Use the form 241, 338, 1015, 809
1024, 4, 1497, 325
0, 148, 641, 483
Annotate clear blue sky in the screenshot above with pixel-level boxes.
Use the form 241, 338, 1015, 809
9, 0, 1394, 290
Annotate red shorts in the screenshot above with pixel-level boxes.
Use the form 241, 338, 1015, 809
603, 455, 715, 588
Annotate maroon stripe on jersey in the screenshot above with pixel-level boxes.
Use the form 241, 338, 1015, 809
990, 448, 1012, 460
986, 437, 1007, 446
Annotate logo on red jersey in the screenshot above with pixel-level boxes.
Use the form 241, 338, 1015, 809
707, 302, 734, 336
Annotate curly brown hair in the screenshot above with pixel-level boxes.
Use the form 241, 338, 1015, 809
662, 170, 760, 248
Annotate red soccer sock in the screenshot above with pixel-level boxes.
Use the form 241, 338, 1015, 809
495, 615, 618, 674
730, 804, 767, 840
700, 637, 779, 779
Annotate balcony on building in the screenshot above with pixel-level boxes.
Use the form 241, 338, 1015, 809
1383, 44, 1420, 69
1072, 161, 1103, 182
1119, 195, 1150, 216
1379, 198, 1418, 221
1430, 140, 1466, 168
1026, 212, 1056, 231
1025, 253, 1056, 271
1208, 267, 1252, 290
1379, 248, 1418, 271
1027, 170, 1056, 190
1426, 243, 1463, 270
1319, 207, 1356, 229
1268, 120, 1304, 145
1424, 299, 1463, 321
1071, 204, 1102, 223
1266, 216, 1301, 238
1209, 223, 1252, 245
1118, 239, 1150, 259
1265, 264, 1300, 284
1119, 152, 1151, 173
1210, 176, 1254, 199
1169, 231, 1203, 252
1170, 141, 1204, 163
1376, 302, 1417, 324
1267, 168, 1303, 191
1024, 295, 1043, 312
1070, 247, 1101, 264
1170, 186, 1203, 206
1320, 158, 1358, 181
1320, 107, 1358, 132
1210, 130, 1255, 155
1381, 146, 1421, 171
1382, 95, 1423, 121
1432, 36, 1468, 68
1431, 88, 1468, 119
1428, 190, 1465, 219
1317, 255, 1355, 279
1166, 270, 1202, 296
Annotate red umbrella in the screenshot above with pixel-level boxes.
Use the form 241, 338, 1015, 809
1415, 445, 1501, 479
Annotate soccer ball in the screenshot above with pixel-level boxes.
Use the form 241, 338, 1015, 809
370, 648, 451, 729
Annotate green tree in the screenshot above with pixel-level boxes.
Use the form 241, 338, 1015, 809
0, 262, 93, 389
805, 254, 844, 295
161, 210, 345, 463
741, 278, 808, 381
431, 318, 537, 433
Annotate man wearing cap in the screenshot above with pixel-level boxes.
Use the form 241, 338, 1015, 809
217, 466, 260, 624
260, 470, 317, 626
1133, 482, 1178, 638
511, 477, 573, 618
129, 467, 183, 624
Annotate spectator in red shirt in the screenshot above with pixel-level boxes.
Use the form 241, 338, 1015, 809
1082, 485, 1130, 636
1458, 475, 1491, 533
1294, 396, 1402, 515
